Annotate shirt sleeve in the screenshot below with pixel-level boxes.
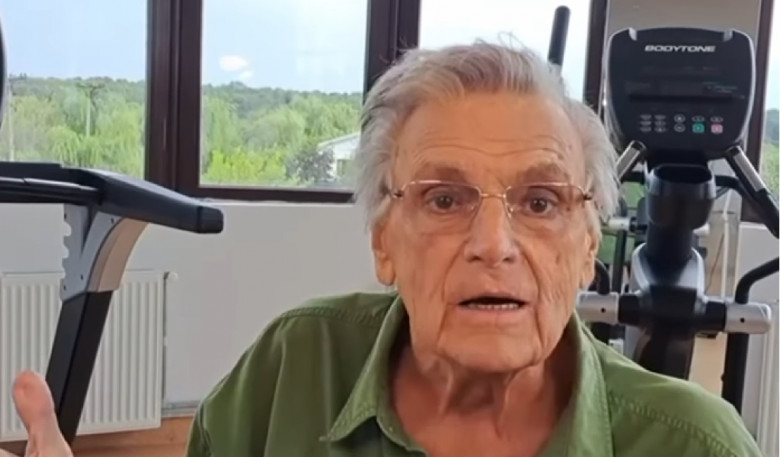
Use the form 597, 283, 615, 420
179, 316, 289, 457
711, 402, 766, 457
183, 405, 213, 457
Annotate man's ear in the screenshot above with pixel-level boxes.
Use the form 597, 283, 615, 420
579, 228, 600, 289
371, 221, 396, 286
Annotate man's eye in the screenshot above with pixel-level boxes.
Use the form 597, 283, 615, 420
422, 187, 466, 212
522, 188, 560, 215
528, 197, 552, 214
426, 193, 460, 212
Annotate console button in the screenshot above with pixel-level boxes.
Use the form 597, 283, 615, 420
710, 116, 724, 123
711, 124, 723, 134
674, 124, 686, 132
692, 115, 706, 122
692, 123, 705, 133
674, 114, 686, 123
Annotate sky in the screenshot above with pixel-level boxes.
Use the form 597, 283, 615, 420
0, 0, 777, 108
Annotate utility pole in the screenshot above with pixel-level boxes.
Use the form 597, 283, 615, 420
76, 81, 104, 136
5, 74, 27, 161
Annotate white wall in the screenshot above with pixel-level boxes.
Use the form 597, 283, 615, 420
0, 202, 382, 406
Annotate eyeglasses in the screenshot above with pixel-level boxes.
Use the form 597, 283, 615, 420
386, 180, 593, 234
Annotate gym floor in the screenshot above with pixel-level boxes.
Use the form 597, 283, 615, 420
80, 444, 184, 457
0, 333, 729, 457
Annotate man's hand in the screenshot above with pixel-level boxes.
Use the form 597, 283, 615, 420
0, 371, 72, 457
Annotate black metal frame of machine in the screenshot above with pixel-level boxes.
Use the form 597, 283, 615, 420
577, 27, 778, 413
0, 165, 224, 446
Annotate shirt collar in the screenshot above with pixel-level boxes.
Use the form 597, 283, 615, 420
320, 294, 409, 445
321, 294, 614, 457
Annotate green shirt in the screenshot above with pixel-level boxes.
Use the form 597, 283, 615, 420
184, 292, 763, 457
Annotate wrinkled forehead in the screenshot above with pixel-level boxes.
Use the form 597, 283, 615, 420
392, 92, 586, 187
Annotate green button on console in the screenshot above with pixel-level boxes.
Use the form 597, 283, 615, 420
692, 123, 705, 133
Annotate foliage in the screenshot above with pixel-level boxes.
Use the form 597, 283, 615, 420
761, 141, 779, 196
765, 109, 779, 146
0, 76, 362, 187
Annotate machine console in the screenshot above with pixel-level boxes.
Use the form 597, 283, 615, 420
605, 27, 754, 158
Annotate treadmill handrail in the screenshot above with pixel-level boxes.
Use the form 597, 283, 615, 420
0, 176, 101, 205
0, 162, 224, 234
75, 168, 223, 233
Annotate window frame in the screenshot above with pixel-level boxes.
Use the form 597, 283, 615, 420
145, 0, 421, 203
145, 0, 181, 189
742, 0, 775, 223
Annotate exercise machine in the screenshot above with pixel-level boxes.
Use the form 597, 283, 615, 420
547, 5, 569, 71
0, 164, 224, 446
0, 21, 225, 447
577, 27, 778, 413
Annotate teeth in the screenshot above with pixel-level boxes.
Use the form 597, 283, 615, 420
466, 302, 521, 310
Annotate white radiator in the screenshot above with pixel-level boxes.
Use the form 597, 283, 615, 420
0, 270, 166, 442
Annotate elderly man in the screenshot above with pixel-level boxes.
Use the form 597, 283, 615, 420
1, 42, 763, 457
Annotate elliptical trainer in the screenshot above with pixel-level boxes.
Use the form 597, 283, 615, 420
577, 27, 778, 413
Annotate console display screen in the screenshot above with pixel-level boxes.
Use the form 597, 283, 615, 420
626, 81, 734, 101
639, 65, 722, 78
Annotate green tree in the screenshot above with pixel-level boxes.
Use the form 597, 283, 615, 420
201, 95, 243, 170
0, 95, 64, 161
245, 106, 307, 151
286, 147, 335, 186
202, 148, 292, 186
761, 141, 779, 196
764, 109, 778, 145
46, 125, 93, 166
93, 99, 144, 176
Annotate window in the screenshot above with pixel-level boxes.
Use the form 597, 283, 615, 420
198, 0, 367, 192
760, 5, 779, 197
419, 0, 592, 99
0, 1, 147, 178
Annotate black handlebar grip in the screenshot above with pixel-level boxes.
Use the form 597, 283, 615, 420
548, 6, 570, 68
75, 169, 224, 234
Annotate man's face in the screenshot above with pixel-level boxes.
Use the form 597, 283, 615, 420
372, 91, 599, 373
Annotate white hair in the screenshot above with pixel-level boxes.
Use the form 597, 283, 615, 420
353, 40, 619, 233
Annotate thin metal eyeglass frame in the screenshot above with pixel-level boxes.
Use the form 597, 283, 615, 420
387, 179, 594, 217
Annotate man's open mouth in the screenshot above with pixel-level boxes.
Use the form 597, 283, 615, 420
458, 295, 526, 310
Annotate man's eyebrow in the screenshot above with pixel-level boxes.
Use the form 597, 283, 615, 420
514, 162, 573, 183
410, 164, 468, 182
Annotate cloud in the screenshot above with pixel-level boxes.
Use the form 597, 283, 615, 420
219, 55, 249, 72
238, 70, 254, 81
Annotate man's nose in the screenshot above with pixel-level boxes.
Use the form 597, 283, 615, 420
462, 197, 519, 267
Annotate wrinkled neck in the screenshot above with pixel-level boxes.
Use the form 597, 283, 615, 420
395, 331, 576, 435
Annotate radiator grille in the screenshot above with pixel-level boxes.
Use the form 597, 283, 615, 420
0, 270, 165, 441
